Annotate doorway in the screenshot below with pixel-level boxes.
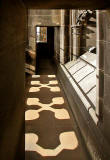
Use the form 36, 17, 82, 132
36, 27, 54, 74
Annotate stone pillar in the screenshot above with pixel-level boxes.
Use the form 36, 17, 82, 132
71, 10, 82, 61
69, 10, 72, 61
96, 11, 104, 118
54, 27, 60, 62
96, 10, 110, 142
72, 25, 81, 61
60, 10, 69, 64
0, 0, 27, 159
26, 10, 36, 74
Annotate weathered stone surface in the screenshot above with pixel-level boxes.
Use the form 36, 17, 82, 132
28, 9, 61, 16
97, 41, 104, 70
54, 27, 60, 62
98, 10, 110, 42
81, 52, 96, 66
97, 10, 110, 133
65, 52, 96, 108
28, 9, 61, 26
59, 10, 70, 63
23, 0, 110, 9
28, 15, 61, 26
27, 9, 61, 73
0, 0, 27, 159
80, 14, 96, 54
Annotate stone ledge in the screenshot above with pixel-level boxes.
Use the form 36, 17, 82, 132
61, 64, 98, 124
56, 62, 110, 159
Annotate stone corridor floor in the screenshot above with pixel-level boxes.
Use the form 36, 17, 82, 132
25, 73, 90, 160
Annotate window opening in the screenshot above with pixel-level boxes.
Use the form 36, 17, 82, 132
36, 27, 47, 43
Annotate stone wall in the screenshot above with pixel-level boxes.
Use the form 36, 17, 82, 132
59, 10, 70, 64
23, 0, 110, 10
97, 10, 110, 145
70, 10, 96, 61
27, 9, 71, 67
27, 9, 61, 73
80, 11, 96, 54
0, 0, 27, 159
70, 10, 81, 61
54, 27, 60, 62
54, 10, 70, 64
28, 10, 61, 27
57, 10, 110, 159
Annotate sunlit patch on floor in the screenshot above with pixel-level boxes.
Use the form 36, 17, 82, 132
31, 80, 58, 86
31, 81, 40, 85
49, 80, 58, 85
29, 86, 60, 92
27, 98, 39, 105
25, 131, 78, 156
48, 75, 56, 78
32, 75, 40, 78
50, 87, 60, 92
29, 87, 40, 92
27, 97, 64, 106
30, 80, 60, 92
25, 108, 70, 120
25, 74, 83, 159
25, 110, 40, 120
26, 97, 70, 120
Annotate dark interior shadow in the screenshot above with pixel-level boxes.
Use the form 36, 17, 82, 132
86, 27, 95, 34
88, 21, 96, 27
36, 27, 55, 75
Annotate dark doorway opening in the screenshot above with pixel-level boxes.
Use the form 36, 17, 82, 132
36, 27, 54, 74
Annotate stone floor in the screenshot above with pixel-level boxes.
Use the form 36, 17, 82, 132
25, 58, 90, 160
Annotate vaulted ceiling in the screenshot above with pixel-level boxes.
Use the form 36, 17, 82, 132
23, 0, 110, 9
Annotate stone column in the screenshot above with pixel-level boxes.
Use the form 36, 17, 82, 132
69, 10, 72, 61
60, 10, 69, 64
96, 10, 110, 146
26, 9, 36, 74
72, 25, 81, 61
70, 10, 82, 61
96, 10, 103, 118
0, 0, 27, 159
54, 27, 60, 62
96, 10, 110, 121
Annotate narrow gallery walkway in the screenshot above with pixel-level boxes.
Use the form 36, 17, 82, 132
25, 61, 90, 160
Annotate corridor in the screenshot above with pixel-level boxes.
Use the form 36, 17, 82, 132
25, 60, 90, 159
1, 2, 110, 159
